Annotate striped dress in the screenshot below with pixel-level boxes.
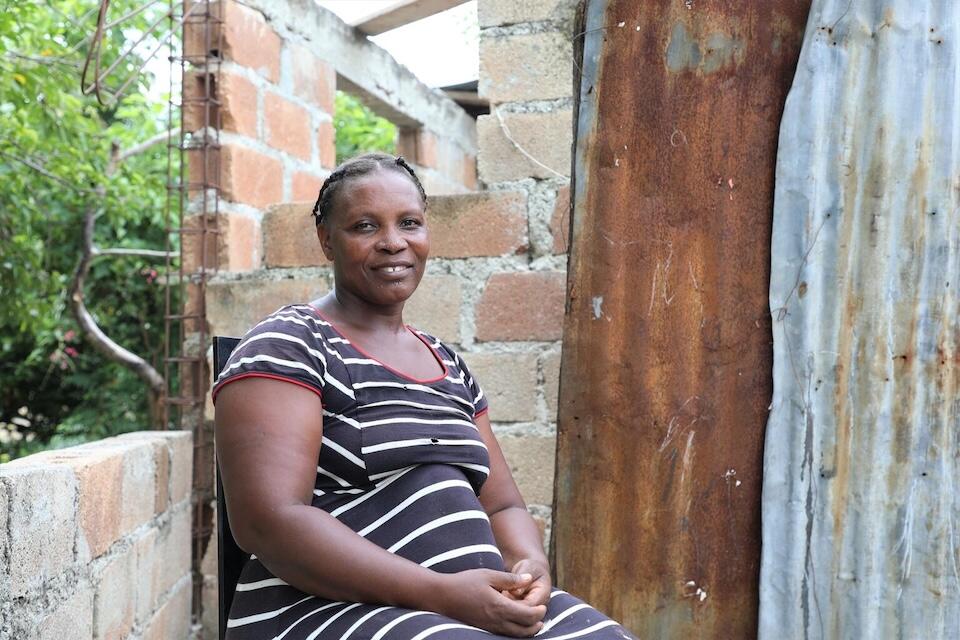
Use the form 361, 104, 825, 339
212, 304, 636, 640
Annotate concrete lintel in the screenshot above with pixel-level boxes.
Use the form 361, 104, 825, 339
353, 0, 471, 36
242, 0, 477, 153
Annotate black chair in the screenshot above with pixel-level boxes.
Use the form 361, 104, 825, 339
212, 336, 246, 640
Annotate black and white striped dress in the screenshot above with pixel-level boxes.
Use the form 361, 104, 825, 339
212, 304, 636, 640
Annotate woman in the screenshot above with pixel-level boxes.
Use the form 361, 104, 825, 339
213, 153, 636, 639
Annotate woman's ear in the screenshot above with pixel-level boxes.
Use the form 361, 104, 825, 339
317, 223, 335, 261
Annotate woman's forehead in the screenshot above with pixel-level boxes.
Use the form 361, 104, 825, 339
337, 169, 424, 209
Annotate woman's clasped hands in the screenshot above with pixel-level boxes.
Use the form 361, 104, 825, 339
433, 562, 551, 638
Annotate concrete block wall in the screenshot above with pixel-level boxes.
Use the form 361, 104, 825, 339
0, 431, 193, 640
472, 0, 580, 535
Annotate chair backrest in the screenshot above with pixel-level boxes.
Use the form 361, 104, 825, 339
212, 336, 246, 640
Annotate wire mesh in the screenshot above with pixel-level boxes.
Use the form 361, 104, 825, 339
164, 0, 222, 624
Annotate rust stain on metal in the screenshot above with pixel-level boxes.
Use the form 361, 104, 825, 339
552, 0, 810, 637
760, 2, 960, 636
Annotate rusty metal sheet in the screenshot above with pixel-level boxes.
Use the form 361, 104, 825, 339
760, 2, 960, 638
552, 0, 810, 637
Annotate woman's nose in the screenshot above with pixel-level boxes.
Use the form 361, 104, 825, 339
376, 227, 407, 252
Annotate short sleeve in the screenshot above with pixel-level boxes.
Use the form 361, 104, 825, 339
211, 305, 328, 403
450, 350, 489, 420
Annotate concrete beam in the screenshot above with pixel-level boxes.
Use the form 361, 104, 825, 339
352, 0, 471, 36
242, 0, 476, 152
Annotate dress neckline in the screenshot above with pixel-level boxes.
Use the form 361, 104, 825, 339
308, 305, 450, 384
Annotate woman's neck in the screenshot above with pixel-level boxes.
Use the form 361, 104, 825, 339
313, 289, 407, 335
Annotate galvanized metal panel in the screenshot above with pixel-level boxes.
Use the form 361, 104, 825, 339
553, 1, 809, 637
760, 2, 960, 638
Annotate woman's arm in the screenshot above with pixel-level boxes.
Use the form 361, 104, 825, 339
216, 377, 439, 605
216, 377, 545, 636
475, 412, 552, 605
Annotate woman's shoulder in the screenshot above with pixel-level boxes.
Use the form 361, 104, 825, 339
241, 303, 330, 340
212, 304, 340, 402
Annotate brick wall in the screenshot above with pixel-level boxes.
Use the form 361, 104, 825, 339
0, 432, 192, 640
184, 0, 478, 274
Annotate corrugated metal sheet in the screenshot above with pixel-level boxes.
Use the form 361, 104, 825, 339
760, 2, 960, 638
552, 1, 809, 637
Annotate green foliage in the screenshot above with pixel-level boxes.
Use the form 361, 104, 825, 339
334, 91, 397, 165
0, 0, 172, 460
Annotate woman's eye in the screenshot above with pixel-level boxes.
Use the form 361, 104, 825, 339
353, 222, 375, 231
400, 218, 422, 228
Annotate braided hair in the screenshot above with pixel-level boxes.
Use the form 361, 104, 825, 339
311, 152, 427, 227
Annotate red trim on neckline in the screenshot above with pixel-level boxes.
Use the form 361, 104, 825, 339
308, 306, 450, 384
211, 372, 324, 404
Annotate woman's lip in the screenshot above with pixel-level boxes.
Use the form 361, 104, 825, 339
373, 264, 412, 274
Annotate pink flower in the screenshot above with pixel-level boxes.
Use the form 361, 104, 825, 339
64, 330, 76, 342
65, 347, 79, 358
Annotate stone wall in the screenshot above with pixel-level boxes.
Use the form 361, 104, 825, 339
0, 431, 192, 640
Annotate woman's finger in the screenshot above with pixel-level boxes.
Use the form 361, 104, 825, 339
498, 619, 544, 638
521, 582, 551, 606
499, 599, 547, 626
486, 570, 534, 592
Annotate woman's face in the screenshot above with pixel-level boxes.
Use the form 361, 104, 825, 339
317, 169, 429, 309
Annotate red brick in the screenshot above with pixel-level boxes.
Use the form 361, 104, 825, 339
186, 146, 220, 191
222, 0, 281, 82
220, 72, 258, 138
221, 144, 283, 209
550, 185, 570, 254
397, 128, 438, 169
291, 44, 336, 114
184, 71, 258, 138
418, 130, 438, 169
475, 271, 566, 341
291, 172, 325, 203
182, 72, 216, 133
262, 202, 327, 268
428, 191, 527, 258
397, 128, 417, 160
462, 153, 478, 190
318, 120, 336, 169
264, 93, 312, 161
183, 8, 215, 63
221, 214, 261, 272
183, 211, 262, 273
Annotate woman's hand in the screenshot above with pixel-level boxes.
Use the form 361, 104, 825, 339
505, 558, 552, 609
433, 569, 546, 637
